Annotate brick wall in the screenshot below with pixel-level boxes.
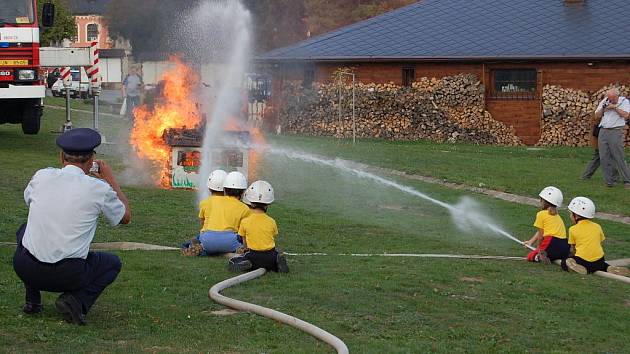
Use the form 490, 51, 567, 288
268, 60, 630, 145
72, 15, 112, 49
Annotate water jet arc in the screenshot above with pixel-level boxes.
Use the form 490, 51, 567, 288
268, 147, 535, 251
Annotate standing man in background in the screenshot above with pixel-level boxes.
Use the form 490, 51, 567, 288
581, 106, 619, 181
593, 88, 630, 188
122, 66, 143, 119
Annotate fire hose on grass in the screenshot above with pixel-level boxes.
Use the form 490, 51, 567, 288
2, 241, 630, 285
209, 268, 350, 354
206, 251, 630, 354
3, 240, 630, 352
512, 235, 630, 285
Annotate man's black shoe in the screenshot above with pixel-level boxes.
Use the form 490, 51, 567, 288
22, 302, 43, 314
55, 293, 86, 325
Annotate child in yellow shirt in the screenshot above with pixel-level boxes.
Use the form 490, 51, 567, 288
523, 186, 569, 263
181, 170, 250, 256
228, 180, 289, 273
562, 197, 630, 276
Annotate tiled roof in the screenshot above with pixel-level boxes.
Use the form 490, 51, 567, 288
260, 0, 630, 61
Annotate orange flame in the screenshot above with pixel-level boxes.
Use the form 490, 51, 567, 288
130, 56, 202, 186
129, 57, 268, 188
247, 126, 266, 182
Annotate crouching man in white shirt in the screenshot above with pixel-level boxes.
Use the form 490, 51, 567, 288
12, 128, 131, 325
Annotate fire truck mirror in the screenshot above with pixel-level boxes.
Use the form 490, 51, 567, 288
42, 3, 55, 28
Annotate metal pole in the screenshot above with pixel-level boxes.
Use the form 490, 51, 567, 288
64, 86, 72, 131
65, 87, 71, 123
93, 92, 100, 131
352, 74, 356, 144
338, 74, 342, 138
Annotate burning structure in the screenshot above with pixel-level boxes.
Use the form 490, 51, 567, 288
163, 126, 251, 189
130, 57, 261, 189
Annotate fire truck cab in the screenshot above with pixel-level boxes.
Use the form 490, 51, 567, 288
0, 0, 53, 134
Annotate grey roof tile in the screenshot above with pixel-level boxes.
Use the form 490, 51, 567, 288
260, 0, 629, 60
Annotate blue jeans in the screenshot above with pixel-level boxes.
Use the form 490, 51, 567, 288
198, 231, 242, 255
126, 95, 141, 119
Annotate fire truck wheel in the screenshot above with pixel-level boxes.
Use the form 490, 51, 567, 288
21, 104, 42, 135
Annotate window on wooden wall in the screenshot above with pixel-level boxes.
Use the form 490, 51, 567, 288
303, 68, 315, 88
491, 69, 537, 99
87, 23, 99, 41
402, 67, 415, 87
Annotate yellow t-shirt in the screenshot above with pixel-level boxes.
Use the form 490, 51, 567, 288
198, 196, 250, 232
568, 220, 605, 262
533, 210, 567, 239
238, 213, 279, 251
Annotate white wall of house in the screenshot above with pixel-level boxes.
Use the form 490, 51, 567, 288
140, 61, 228, 86
140, 61, 178, 86
98, 57, 123, 83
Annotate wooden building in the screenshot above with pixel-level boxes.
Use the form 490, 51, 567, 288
259, 0, 630, 145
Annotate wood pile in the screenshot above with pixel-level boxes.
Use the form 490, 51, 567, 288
413, 74, 484, 108
279, 73, 521, 145
539, 84, 630, 146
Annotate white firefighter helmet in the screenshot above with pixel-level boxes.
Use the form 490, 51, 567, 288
244, 180, 275, 204
568, 197, 596, 219
539, 186, 563, 207
207, 169, 228, 192
223, 171, 248, 190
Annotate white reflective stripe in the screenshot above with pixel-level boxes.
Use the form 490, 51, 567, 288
0, 27, 38, 43
0, 85, 45, 99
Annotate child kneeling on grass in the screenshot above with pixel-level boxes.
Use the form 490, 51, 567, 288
181, 170, 250, 256
228, 180, 289, 273
523, 186, 569, 264
562, 197, 630, 276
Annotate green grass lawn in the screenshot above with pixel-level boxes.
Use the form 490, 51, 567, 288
271, 135, 630, 216
1, 111, 630, 353
44, 96, 95, 111
44, 96, 121, 115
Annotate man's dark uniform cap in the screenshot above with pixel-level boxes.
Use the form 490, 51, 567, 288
56, 128, 101, 154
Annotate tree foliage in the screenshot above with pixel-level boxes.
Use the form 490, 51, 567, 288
37, 0, 77, 46
242, 0, 306, 53
304, 0, 417, 36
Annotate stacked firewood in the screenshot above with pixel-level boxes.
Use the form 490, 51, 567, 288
412, 74, 484, 108
279, 73, 522, 145
539, 84, 630, 146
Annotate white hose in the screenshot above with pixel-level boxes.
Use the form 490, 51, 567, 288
4, 241, 628, 286
551, 259, 630, 285
90, 242, 179, 251
209, 268, 349, 354
285, 252, 526, 261
608, 258, 630, 267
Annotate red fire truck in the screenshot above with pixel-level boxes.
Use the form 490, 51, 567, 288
0, 0, 53, 134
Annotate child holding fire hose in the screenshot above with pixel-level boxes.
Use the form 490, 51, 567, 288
523, 186, 570, 263
562, 197, 630, 276
181, 170, 250, 256
228, 180, 289, 273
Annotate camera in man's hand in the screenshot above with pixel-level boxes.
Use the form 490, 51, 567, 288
90, 161, 100, 174
602, 99, 610, 109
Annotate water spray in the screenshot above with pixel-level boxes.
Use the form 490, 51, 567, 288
194, 1, 252, 203
267, 146, 535, 251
